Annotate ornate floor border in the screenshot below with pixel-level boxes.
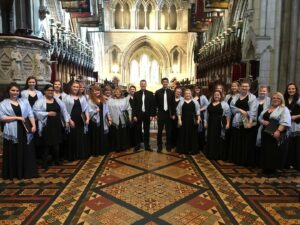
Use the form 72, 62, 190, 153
36, 156, 106, 225
192, 154, 266, 224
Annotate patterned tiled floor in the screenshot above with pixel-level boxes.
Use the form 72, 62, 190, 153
0, 147, 300, 224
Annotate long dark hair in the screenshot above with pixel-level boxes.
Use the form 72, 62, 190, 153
284, 83, 299, 106
24, 76, 38, 90
52, 80, 63, 93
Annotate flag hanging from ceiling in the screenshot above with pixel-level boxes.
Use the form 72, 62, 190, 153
205, 0, 230, 9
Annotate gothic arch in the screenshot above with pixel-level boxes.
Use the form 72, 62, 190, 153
121, 35, 171, 83
242, 26, 257, 60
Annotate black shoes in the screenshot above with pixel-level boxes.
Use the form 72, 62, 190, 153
145, 146, 153, 151
157, 146, 162, 153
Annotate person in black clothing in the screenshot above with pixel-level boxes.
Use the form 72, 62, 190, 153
0, 82, 38, 179
132, 80, 156, 151
155, 78, 174, 152
88, 85, 111, 156
170, 87, 183, 149
176, 89, 200, 155
127, 85, 138, 148
284, 83, 300, 170
33, 85, 70, 169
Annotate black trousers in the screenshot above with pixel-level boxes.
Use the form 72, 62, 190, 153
135, 113, 150, 148
157, 111, 171, 148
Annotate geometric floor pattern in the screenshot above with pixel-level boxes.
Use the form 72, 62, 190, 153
0, 150, 300, 224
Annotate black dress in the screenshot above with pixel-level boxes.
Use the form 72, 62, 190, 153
42, 100, 62, 146
228, 96, 256, 166
286, 99, 300, 170
89, 103, 110, 156
28, 95, 38, 107
196, 98, 206, 151
65, 99, 88, 161
205, 103, 225, 160
109, 120, 129, 152
176, 101, 198, 154
253, 103, 264, 167
2, 104, 38, 179
224, 96, 233, 161
261, 111, 289, 171
170, 99, 180, 148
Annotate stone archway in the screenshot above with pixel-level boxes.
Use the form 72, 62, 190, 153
121, 35, 171, 88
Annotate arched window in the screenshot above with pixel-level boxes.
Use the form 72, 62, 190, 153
171, 47, 182, 74
114, 2, 131, 29
169, 5, 177, 30
130, 60, 139, 83
123, 3, 130, 29
115, 3, 122, 29
138, 4, 145, 29
146, 4, 152, 29
161, 4, 168, 30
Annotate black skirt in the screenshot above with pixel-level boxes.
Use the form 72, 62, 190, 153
42, 100, 63, 146
205, 103, 224, 160
2, 104, 38, 179
64, 99, 88, 161
176, 101, 198, 154
261, 132, 289, 170
109, 120, 129, 152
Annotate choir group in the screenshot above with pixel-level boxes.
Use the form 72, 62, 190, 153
1, 76, 300, 180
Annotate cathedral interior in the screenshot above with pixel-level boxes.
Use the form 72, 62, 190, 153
0, 0, 300, 224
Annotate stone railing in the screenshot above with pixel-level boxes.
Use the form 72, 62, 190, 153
0, 35, 51, 85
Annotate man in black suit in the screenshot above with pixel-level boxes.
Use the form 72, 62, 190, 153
155, 78, 175, 152
132, 80, 156, 151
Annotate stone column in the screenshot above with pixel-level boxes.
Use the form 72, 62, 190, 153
111, 9, 115, 29
288, 0, 299, 83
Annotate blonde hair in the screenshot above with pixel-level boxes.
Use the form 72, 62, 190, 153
271, 92, 285, 107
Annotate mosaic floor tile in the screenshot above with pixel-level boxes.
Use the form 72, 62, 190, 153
101, 173, 199, 214
114, 151, 181, 170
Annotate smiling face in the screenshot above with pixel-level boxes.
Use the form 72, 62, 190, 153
129, 87, 136, 96
53, 81, 61, 92
114, 89, 122, 98
140, 81, 147, 91
287, 84, 297, 97
27, 79, 37, 89
271, 93, 283, 107
184, 89, 192, 100
44, 87, 54, 98
162, 79, 169, 89
194, 87, 201, 96
175, 88, 182, 98
231, 82, 239, 93
259, 87, 268, 98
70, 82, 80, 95
9, 86, 20, 99
213, 91, 221, 102
240, 82, 250, 95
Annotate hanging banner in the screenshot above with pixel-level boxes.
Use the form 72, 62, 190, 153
61, 0, 91, 13
190, 1, 211, 32
205, 0, 230, 9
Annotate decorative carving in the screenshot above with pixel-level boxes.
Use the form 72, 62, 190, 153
10, 48, 23, 81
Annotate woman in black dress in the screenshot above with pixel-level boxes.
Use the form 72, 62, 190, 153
63, 80, 90, 161
176, 89, 200, 155
224, 81, 240, 160
127, 85, 137, 148
0, 82, 38, 179
53, 80, 67, 100
193, 85, 209, 152
204, 90, 231, 160
21, 76, 43, 107
254, 86, 270, 166
107, 87, 132, 152
284, 83, 300, 170
228, 80, 258, 166
170, 87, 183, 149
258, 92, 291, 175
33, 84, 70, 169
88, 85, 112, 156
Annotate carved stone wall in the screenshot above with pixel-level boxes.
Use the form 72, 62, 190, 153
0, 35, 51, 85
